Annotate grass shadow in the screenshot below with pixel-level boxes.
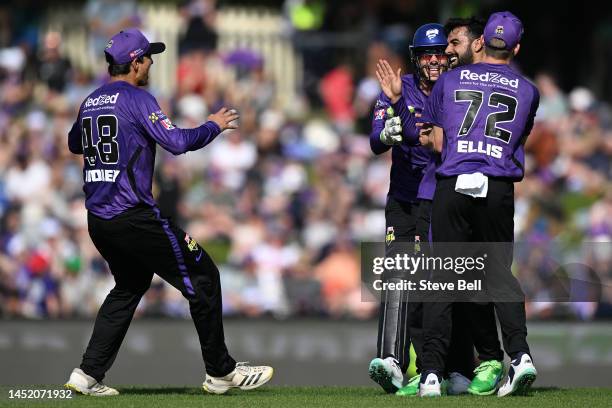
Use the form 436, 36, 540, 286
118, 387, 200, 395
118, 386, 278, 396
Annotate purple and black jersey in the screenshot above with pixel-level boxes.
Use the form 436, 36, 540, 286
417, 157, 438, 201
370, 74, 432, 203
68, 80, 221, 219
423, 63, 539, 180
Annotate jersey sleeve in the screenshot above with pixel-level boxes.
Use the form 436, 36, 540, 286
521, 86, 540, 143
370, 93, 392, 155
421, 74, 446, 127
390, 80, 420, 145
68, 115, 83, 154
132, 91, 221, 155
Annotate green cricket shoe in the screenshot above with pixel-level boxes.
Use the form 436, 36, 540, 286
468, 360, 504, 395
396, 374, 420, 397
368, 357, 403, 394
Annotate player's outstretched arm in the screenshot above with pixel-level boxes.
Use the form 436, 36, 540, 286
137, 91, 239, 155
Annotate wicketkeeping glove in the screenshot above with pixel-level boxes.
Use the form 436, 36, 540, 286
380, 116, 402, 145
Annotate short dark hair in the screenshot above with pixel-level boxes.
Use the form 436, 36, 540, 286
108, 63, 131, 76
444, 16, 486, 40
484, 44, 513, 60
105, 53, 130, 76
105, 53, 149, 77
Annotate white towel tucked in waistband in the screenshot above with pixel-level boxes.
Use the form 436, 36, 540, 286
455, 172, 488, 198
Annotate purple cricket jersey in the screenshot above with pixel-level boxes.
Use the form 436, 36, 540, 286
370, 74, 431, 203
68, 80, 221, 219
417, 157, 438, 200
422, 63, 539, 180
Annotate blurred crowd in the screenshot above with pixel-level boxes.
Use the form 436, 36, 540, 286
0, 0, 610, 320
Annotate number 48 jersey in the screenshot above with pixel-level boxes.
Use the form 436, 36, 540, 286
422, 63, 539, 181
68, 80, 221, 219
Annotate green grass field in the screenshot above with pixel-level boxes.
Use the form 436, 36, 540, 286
1, 386, 611, 408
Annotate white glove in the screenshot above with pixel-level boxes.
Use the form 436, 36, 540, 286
380, 116, 402, 145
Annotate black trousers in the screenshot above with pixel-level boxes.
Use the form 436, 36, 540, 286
421, 176, 530, 374
80, 205, 236, 382
377, 197, 475, 377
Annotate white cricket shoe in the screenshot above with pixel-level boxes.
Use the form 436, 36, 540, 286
64, 368, 119, 396
497, 353, 537, 397
419, 372, 444, 397
447, 371, 471, 395
202, 362, 273, 394
368, 357, 403, 393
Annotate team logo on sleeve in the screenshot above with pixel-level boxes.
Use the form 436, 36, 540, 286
149, 111, 175, 129
161, 118, 175, 130
374, 109, 385, 120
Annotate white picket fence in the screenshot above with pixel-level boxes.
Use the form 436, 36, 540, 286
44, 4, 301, 106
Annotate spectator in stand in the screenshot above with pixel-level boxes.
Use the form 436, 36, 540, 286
0, 3, 610, 321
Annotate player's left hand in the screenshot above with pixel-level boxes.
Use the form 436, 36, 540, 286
380, 116, 403, 145
418, 124, 434, 148
415, 113, 433, 148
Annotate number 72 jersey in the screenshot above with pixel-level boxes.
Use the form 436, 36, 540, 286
422, 62, 540, 181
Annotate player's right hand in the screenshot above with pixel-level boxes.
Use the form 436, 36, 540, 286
376, 59, 402, 104
380, 116, 402, 145
208, 107, 239, 131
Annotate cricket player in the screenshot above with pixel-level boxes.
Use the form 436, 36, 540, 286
397, 16, 492, 397
63, 28, 273, 396
416, 16, 486, 239
368, 23, 450, 394
418, 12, 539, 397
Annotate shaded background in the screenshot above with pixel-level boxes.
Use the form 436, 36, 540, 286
0, 0, 610, 387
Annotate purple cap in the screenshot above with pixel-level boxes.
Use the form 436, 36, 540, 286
104, 28, 165, 64
483, 11, 523, 50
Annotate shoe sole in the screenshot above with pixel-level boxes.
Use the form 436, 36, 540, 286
468, 386, 499, 396
64, 383, 119, 397
368, 360, 397, 394
396, 389, 418, 397
419, 391, 441, 397
498, 369, 536, 397
202, 369, 274, 395
64, 384, 85, 395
